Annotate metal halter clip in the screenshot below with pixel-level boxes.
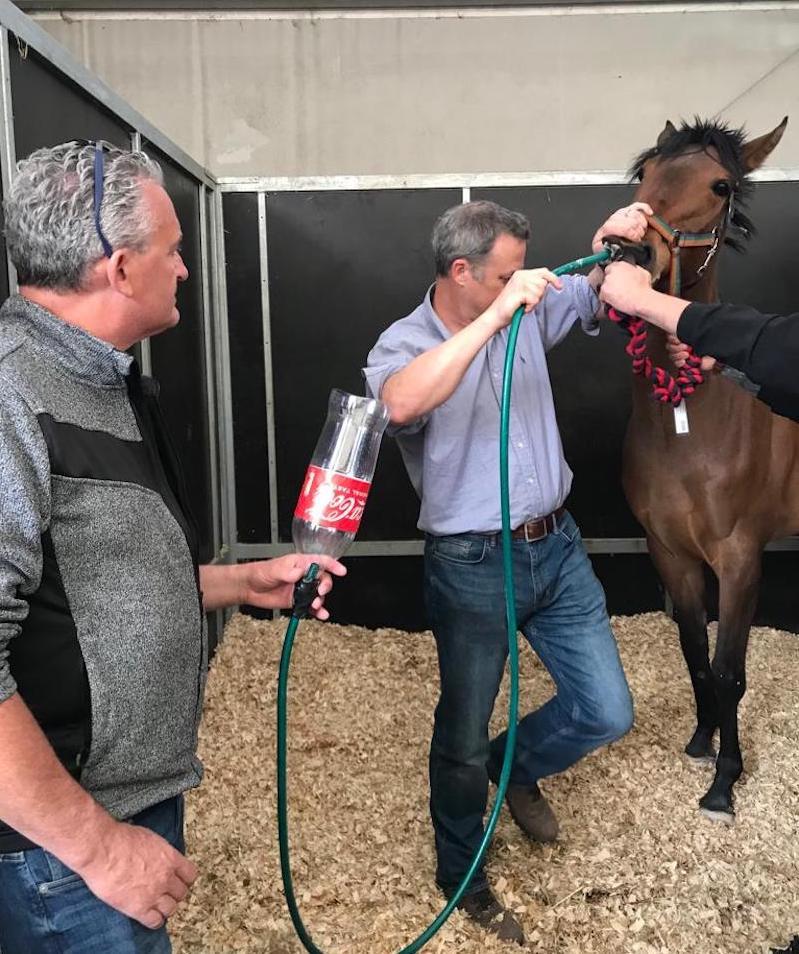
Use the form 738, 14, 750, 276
696, 227, 720, 277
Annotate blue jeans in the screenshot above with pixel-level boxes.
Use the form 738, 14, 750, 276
0, 796, 184, 954
424, 511, 633, 895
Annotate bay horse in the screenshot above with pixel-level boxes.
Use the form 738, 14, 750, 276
620, 117, 792, 822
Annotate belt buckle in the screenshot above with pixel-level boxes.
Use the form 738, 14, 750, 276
524, 519, 546, 543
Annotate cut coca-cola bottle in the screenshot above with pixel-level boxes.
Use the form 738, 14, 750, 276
292, 389, 390, 559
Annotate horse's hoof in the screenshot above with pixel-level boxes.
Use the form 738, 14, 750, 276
699, 788, 735, 824
699, 806, 735, 825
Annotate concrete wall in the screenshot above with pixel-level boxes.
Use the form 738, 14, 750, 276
33, 5, 799, 178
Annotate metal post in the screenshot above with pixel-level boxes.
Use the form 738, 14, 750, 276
257, 191, 280, 550
210, 189, 237, 625
0, 27, 17, 295
129, 131, 153, 375
199, 183, 222, 565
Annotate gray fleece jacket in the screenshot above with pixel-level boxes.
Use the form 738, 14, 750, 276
0, 295, 207, 851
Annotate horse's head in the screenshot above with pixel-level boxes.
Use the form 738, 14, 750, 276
630, 117, 787, 296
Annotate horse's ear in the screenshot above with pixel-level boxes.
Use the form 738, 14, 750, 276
656, 120, 677, 148
742, 116, 788, 172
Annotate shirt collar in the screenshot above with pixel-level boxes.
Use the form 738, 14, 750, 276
422, 283, 454, 340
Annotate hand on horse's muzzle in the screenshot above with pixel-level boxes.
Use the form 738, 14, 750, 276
598, 260, 654, 318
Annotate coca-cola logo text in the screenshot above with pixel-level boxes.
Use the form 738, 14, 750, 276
294, 465, 371, 535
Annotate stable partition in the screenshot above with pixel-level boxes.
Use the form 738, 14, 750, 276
0, 0, 226, 648
218, 173, 799, 632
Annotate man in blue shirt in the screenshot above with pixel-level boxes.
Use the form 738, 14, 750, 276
364, 199, 648, 944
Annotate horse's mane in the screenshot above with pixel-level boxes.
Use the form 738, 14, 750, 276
629, 117, 755, 251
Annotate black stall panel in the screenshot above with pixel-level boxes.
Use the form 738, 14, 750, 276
711, 182, 799, 632
719, 180, 799, 313
324, 555, 425, 631
144, 145, 215, 562
222, 192, 271, 543
720, 181, 799, 631
719, 180, 799, 630
7, 40, 129, 304
265, 188, 461, 544
10, 45, 130, 154
591, 554, 664, 617
473, 184, 638, 538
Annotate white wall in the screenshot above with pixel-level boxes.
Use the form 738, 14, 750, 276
34, 5, 799, 178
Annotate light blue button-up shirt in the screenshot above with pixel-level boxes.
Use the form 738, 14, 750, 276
363, 276, 599, 535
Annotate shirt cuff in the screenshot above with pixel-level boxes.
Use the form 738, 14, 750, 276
580, 286, 601, 336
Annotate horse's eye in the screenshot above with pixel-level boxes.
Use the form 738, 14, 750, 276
712, 180, 732, 197
635, 168, 645, 182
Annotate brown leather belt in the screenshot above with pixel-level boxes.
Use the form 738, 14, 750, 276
509, 507, 566, 542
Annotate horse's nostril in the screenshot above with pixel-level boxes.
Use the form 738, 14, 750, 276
640, 244, 654, 267
602, 235, 653, 269
619, 241, 653, 270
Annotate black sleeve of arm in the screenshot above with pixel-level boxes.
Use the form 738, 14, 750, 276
677, 302, 799, 423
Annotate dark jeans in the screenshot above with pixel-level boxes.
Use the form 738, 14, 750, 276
0, 796, 184, 954
424, 512, 633, 895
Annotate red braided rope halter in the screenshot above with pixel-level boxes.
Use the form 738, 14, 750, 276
607, 306, 704, 406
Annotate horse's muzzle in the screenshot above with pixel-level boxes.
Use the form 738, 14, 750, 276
602, 236, 654, 271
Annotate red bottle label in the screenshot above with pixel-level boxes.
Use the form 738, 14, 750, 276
294, 465, 372, 534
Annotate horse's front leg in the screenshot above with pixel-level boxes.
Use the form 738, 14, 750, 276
698, 553, 760, 823
647, 538, 717, 761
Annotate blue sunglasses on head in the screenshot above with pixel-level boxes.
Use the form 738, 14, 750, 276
89, 140, 113, 258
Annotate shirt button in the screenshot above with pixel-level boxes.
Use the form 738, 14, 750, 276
517, 441, 524, 448
527, 478, 534, 484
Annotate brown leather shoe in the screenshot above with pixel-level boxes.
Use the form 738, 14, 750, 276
505, 782, 559, 843
457, 886, 525, 945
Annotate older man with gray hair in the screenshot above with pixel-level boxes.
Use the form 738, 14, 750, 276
0, 140, 345, 954
364, 199, 649, 945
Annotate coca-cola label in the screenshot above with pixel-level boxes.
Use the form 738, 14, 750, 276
294, 465, 371, 534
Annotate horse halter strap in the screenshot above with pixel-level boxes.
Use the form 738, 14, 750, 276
646, 211, 727, 297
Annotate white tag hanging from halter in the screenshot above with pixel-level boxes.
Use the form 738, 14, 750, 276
673, 399, 689, 435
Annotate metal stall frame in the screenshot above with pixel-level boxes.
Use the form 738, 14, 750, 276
0, 0, 230, 633
0, 20, 16, 294
217, 168, 799, 566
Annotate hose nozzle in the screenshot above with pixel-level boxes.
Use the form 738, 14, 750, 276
292, 563, 320, 619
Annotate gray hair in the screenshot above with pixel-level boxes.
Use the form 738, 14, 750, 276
432, 200, 530, 277
4, 140, 164, 291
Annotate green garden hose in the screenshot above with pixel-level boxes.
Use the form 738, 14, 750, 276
277, 247, 614, 953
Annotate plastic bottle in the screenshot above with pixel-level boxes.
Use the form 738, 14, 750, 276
292, 388, 390, 559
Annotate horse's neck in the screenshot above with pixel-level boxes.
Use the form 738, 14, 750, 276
665, 259, 719, 307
